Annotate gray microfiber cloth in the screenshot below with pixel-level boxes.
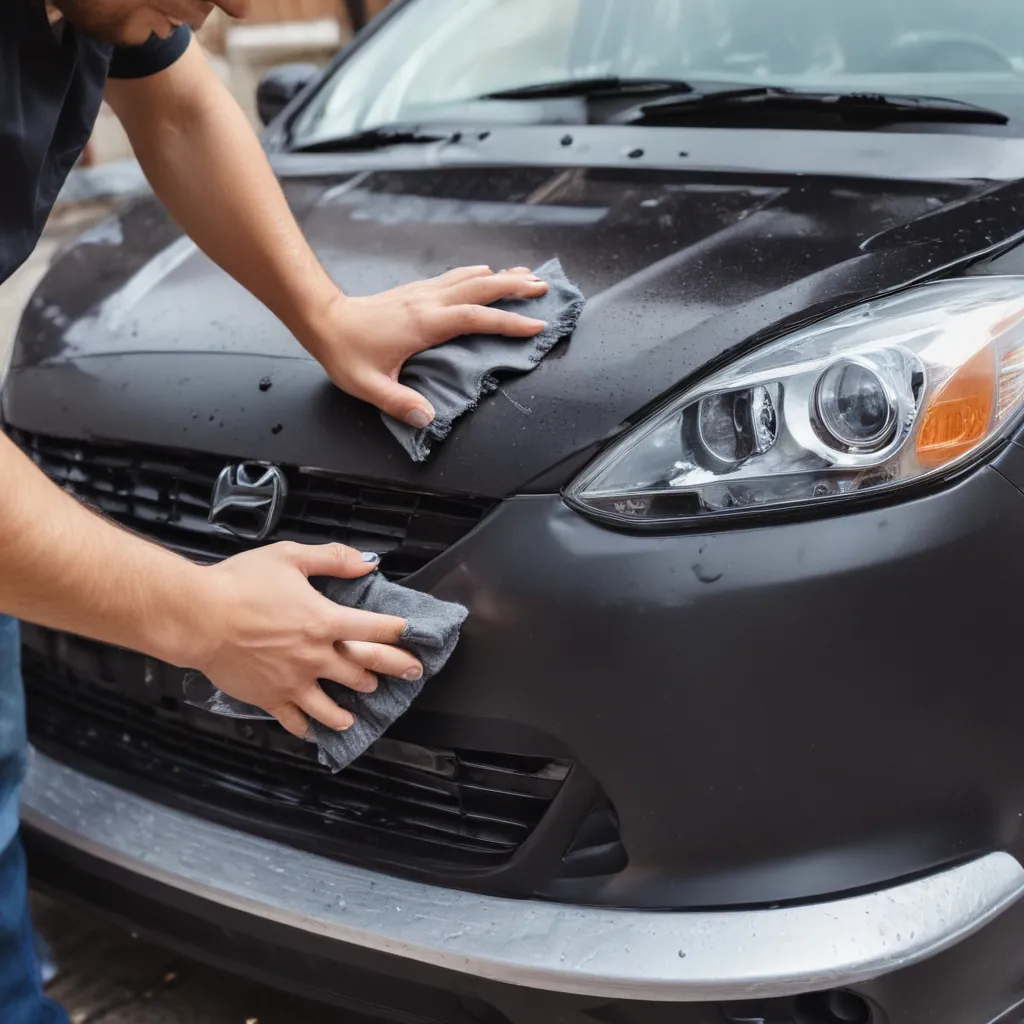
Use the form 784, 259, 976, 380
383, 257, 586, 462
182, 571, 468, 772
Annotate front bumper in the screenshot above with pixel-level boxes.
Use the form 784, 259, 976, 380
22, 750, 1024, 1008
17, 445, 1024, 913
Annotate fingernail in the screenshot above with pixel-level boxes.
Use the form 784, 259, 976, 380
339, 717, 354, 731
403, 667, 424, 682
406, 409, 432, 429
531, 319, 548, 329
528, 275, 543, 282
361, 551, 380, 565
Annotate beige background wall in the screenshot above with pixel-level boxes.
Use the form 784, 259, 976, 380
86, 0, 398, 164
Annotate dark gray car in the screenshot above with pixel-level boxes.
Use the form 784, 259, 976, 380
8, 1, 1024, 1022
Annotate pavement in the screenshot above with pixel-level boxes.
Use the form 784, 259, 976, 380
2, 196, 364, 1023
32, 893, 358, 1024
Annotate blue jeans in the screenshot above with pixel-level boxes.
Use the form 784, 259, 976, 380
0, 616, 67, 1023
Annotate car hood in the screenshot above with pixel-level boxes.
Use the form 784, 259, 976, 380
9, 140, 1024, 498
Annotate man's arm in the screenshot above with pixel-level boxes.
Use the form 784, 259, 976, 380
0, 433, 423, 738
104, 39, 550, 429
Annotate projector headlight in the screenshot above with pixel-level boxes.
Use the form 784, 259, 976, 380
566, 277, 1024, 526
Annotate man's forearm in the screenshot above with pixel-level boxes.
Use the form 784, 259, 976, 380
105, 40, 338, 357
105, 36, 550, 426
0, 432, 207, 666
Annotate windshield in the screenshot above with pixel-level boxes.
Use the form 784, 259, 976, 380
291, 0, 1024, 144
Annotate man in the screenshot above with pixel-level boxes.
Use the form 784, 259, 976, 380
0, 0, 549, 1018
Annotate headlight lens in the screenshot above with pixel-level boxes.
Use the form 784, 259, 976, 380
566, 277, 1024, 526
814, 359, 898, 452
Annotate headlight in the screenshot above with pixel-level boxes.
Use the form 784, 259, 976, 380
566, 277, 1024, 527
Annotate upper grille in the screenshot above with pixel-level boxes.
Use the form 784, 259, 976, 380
22, 627, 573, 872
11, 430, 494, 579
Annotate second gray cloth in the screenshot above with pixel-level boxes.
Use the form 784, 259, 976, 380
182, 572, 468, 772
383, 257, 586, 462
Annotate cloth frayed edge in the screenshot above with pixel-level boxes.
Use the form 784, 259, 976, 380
401, 603, 469, 650
407, 289, 587, 463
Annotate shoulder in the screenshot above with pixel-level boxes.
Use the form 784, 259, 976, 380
107, 26, 191, 80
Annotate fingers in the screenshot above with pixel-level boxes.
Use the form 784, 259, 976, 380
283, 541, 379, 579
447, 271, 548, 308
432, 266, 539, 289
434, 265, 493, 286
340, 640, 423, 682
289, 638, 426, 735
295, 685, 356, 732
330, 604, 408, 644
318, 649, 378, 693
268, 702, 309, 740
357, 374, 436, 430
442, 305, 548, 339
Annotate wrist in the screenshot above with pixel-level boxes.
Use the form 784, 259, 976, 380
142, 558, 225, 670
290, 282, 349, 363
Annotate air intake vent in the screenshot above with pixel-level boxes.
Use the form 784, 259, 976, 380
22, 629, 573, 873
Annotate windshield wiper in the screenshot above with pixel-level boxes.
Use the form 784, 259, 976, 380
618, 87, 1009, 126
291, 126, 450, 153
481, 76, 695, 102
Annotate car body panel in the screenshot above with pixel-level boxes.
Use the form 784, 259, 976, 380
10, 131, 1024, 497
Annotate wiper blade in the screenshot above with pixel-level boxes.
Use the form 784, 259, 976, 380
482, 76, 695, 102
292, 126, 450, 153
620, 87, 1009, 126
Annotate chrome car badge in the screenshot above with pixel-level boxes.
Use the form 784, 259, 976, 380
208, 463, 288, 542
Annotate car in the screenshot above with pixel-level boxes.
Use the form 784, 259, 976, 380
8, 0, 1024, 1021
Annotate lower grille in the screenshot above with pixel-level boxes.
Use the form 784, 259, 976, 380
11, 430, 495, 580
22, 627, 572, 873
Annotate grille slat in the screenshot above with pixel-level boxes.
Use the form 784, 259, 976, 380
12, 430, 495, 579
22, 635, 573, 869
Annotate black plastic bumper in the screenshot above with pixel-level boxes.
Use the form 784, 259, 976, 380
407, 460, 1024, 908
21, 456, 1024, 914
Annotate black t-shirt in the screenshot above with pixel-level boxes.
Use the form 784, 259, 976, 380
0, 1, 191, 285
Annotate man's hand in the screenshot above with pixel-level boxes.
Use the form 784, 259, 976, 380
0, 432, 422, 740
190, 542, 422, 739
305, 266, 549, 428
106, 44, 550, 428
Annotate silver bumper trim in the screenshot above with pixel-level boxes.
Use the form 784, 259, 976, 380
21, 751, 1024, 1001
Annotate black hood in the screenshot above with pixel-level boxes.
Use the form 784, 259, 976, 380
9, 130, 1024, 497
